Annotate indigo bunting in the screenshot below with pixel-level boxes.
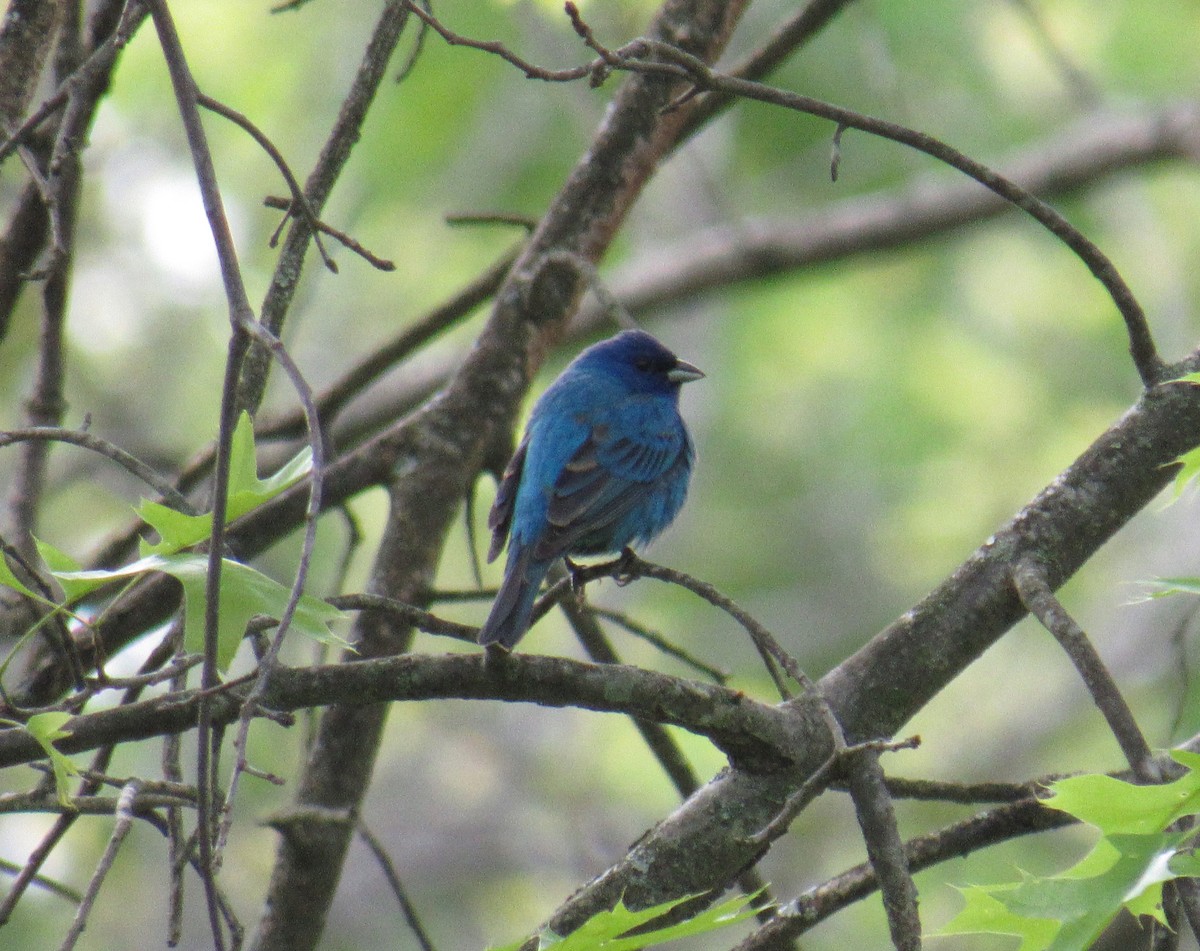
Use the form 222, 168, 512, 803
479, 330, 704, 651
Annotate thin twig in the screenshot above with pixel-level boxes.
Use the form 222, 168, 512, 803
843, 744, 922, 951
57, 779, 142, 951
618, 36, 1164, 386
869, 775, 1036, 804
0, 857, 81, 904
589, 606, 729, 684
404, 0, 597, 82
675, 0, 859, 144
571, 553, 812, 694
262, 195, 394, 270
444, 211, 539, 230
393, 0, 431, 84
143, 1, 255, 944
0, 789, 194, 814
356, 821, 440, 951
415, 2, 1164, 386
214, 322, 326, 866
747, 737, 920, 848
163, 622, 188, 947
327, 592, 476, 642
238, 0, 412, 415
197, 94, 338, 273
1012, 557, 1156, 780
0, 427, 198, 514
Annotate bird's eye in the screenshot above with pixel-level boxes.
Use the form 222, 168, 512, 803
634, 357, 653, 372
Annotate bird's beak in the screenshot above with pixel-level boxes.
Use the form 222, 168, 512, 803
668, 359, 705, 384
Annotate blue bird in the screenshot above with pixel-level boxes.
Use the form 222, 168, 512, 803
479, 330, 704, 651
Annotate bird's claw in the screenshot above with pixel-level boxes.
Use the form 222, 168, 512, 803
565, 556, 588, 603
613, 546, 638, 587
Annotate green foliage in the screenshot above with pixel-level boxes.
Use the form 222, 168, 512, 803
939, 749, 1200, 950
138, 411, 312, 556
488, 891, 763, 951
1142, 577, 1200, 600
53, 553, 347, 670
0, 414, 342, 672
13, 712, 79, 808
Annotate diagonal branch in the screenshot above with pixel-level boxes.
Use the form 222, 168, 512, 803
1012, 557, 1156, 779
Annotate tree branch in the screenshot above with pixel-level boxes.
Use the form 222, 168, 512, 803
0, 653, 812, 774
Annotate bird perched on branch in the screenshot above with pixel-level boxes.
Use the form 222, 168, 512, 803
479, 329, 704, 651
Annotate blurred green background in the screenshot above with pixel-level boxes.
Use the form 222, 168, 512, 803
2, 0, 1200, 948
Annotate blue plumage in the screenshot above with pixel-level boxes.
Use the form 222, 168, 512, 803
479, 330, 704, 650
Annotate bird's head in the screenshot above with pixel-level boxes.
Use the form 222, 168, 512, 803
576, 330, 704, 396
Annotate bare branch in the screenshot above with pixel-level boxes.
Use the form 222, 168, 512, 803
262, 195, 394, 271
1012, 557, 1156, 779
356, 822, 440, 951
0, 653, 811, 772
57, 779, 143, 951
0, 427, 197, 514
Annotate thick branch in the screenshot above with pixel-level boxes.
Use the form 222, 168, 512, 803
0, 0, 63, 129
0, 653, 811, 776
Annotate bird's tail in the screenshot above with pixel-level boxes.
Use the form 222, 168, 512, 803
478, 546, 549, 651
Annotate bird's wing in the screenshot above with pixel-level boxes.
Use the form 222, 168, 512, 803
487, 436, 528, 563
533, 410, 688, 560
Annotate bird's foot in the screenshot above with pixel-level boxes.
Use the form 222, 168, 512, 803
564, 556, 589, 603
612, 546, 638, 587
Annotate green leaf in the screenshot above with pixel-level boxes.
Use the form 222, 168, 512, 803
225, 411, 312, 520
0, 552, 37, 600
24, 712, 80, 808
137, 499, 211, 557
940, 834, 1178, 951
55, 552, 348, 671
1042, 769, 1200, 834
488, 891, 763, 951
1173, 446, 1200, 495
35, 537, 115, 603
137, 412, 312, 557
940, 887, 1059, 951
940, 756, 1200, 950
163, 554, 348, 671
